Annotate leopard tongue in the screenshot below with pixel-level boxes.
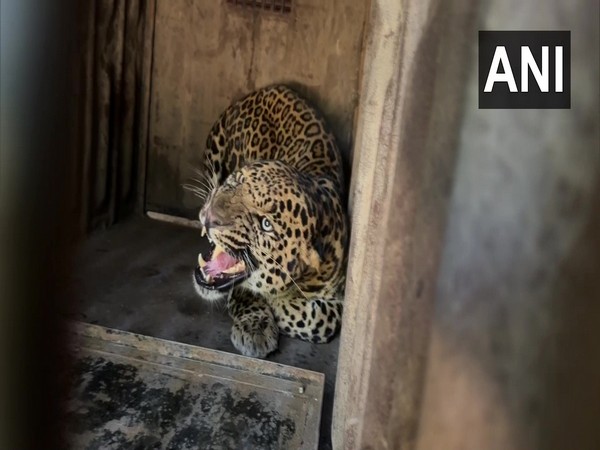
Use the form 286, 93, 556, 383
197, 243, 226, 269
202, 244, 243, 277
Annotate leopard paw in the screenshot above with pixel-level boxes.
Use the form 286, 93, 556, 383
230, 313, 279, 358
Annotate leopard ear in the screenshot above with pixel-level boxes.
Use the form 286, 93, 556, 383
299, 245, 321, 273
307, 247, 321, 271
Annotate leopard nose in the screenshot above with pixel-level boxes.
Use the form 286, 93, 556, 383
205, 216, 221, 230
204, 208, 226, 230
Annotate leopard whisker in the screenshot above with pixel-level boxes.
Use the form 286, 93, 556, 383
182, 175, 210, 190
227, 282, 235, 304
182, 187, 207, 198
182, 183, 208, 195
242, 250, 257, 272
200, 160, 219, 191
185, 162, 216, 192
189, 177, 211, 191
188, 176, 214, 195
182, 183, 208, 199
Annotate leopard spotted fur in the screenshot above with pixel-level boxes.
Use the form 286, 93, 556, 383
192, 85, 347, 358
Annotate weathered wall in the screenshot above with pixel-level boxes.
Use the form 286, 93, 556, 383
334, 0, 599, 449
333, 0, 477, 448
146, 0, 368, 217
416, 1, 600, 449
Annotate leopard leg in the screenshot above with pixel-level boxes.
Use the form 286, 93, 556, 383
270, 298, 343, 344
228, 290, 279, 358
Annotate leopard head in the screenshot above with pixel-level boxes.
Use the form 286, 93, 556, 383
193, 160, 343, 299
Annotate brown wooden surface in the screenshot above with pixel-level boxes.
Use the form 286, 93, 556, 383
145, 0, 368, 218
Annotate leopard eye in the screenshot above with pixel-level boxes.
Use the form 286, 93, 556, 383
261, 217, 274, 232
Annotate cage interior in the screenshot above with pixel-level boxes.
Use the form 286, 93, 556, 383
68, 1, 369, 446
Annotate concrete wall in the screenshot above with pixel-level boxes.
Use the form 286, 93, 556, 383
416, 1, 600, 449
146, 0, 368, 217
333, 0, 477, 448
334, 0, 599, 448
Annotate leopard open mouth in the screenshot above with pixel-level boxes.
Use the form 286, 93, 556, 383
194, 228, 249, 291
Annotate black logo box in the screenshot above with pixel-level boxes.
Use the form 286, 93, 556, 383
479, 31, 570, 109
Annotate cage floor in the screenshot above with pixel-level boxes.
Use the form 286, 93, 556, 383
66, 322, 324, 449
69, 216, 339, 449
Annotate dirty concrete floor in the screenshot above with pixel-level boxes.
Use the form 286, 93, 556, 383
68, 216, 339, 449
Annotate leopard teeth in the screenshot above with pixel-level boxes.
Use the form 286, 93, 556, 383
201, 226, 207, 237
198, 253, 207, 268
199, 263, 212, 282
222, 261, 246, 274
213, 244, 224, 258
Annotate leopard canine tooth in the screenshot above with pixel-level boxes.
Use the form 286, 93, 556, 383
198, 253, 207, 268
212, 244, 225, 258
201, 226, 207, 237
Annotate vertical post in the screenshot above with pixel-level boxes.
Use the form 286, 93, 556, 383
333, 1, 477, 448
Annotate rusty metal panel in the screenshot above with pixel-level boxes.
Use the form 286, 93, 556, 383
67, 322, 324, 449
145, 0, 367, 218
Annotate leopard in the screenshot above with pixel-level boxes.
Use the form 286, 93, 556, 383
191, 84, 348, 358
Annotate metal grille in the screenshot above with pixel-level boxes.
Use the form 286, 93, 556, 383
226, 0, 292, 14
